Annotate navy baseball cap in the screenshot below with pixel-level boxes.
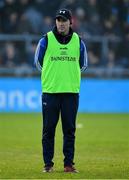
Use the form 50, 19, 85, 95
55, 9, 72, 23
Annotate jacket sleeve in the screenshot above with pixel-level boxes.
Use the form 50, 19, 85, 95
80, 40, 88, 72
34, 36, 47, 71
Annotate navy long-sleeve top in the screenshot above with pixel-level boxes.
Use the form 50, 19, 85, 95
34, 27, 88, 71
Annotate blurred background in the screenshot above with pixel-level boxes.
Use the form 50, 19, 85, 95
0, 0, 129, 112
0, 1, 129, 179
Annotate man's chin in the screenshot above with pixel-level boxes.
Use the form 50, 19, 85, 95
59, 30, 65, 33
59, 31, 65, 35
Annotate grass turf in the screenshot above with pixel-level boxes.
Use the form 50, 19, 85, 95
0, 113, 129, 179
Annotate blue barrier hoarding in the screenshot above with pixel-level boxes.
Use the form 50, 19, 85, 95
80, 79, 129, 113
0, 78, 129, 113
0, 78, 41, 112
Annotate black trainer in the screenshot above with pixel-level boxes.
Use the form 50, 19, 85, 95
43, 166, 53, 172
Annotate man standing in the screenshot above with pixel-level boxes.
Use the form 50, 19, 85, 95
34, 9, 87, 173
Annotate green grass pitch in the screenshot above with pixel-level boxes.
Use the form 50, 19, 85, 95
0, 113, 129, 179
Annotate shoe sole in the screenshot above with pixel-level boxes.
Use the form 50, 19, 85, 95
43, 169, 53, 173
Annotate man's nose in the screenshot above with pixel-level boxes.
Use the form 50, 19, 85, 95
59, 22, 64, 25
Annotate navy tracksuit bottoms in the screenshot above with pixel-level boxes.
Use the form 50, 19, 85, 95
42, 93, 79, 167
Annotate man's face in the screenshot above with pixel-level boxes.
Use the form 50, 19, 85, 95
56, 17, 71, 35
